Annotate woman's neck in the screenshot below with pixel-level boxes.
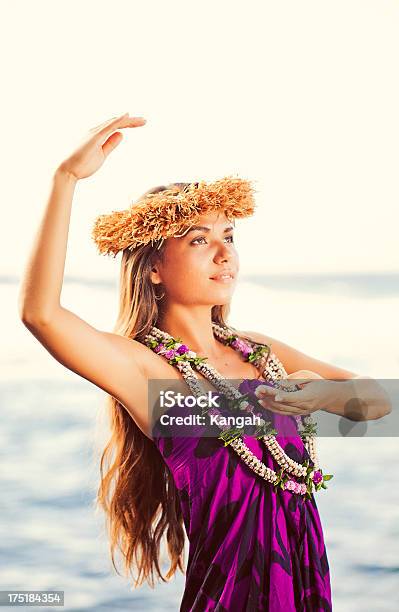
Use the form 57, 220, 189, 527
156, 306, 224, 360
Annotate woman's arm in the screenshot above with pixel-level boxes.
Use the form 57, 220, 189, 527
242, 329, 392, 420
17, 114, 152, 436
18, 167, 77, 323
240, 329, 359, 378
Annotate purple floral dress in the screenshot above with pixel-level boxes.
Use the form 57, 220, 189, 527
153, 378, 332, 611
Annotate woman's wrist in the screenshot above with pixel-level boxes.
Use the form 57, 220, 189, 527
54, 163, 79, 185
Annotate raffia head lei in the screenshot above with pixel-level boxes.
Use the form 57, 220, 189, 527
91, 175, 257, 257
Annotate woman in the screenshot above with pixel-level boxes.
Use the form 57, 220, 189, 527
18, 113, 390, 611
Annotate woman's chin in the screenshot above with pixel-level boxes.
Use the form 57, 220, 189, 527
210, 292, 235, 306
209, 287, 235, 300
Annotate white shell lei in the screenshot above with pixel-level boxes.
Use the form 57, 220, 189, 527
144, 322, 325, 498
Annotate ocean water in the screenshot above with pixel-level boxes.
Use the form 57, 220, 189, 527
1, 272, 398, 611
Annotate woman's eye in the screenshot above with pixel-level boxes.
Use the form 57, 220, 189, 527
191, 235, 234, 245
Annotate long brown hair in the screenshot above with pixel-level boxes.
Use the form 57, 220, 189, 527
95, 182, 270, 589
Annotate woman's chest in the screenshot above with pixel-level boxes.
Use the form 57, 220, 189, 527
145, 346, 262, 389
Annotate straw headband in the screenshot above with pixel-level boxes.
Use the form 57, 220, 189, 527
91, 175, 257, 257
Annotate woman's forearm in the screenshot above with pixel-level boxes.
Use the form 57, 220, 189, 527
322, 377, 392, 421
18, 165, 78, 323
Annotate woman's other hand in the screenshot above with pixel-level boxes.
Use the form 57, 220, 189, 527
255, 369, 326, 415
58, 113, 146, 181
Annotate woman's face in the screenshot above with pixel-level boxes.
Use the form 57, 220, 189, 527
151, 210, 239, 306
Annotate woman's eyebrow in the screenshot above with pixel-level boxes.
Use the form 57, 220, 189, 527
185, 224, 235, 235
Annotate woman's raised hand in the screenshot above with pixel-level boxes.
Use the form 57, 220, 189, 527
58, 113, 146, 181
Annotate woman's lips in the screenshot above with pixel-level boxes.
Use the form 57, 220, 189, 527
210, 273, 235, 282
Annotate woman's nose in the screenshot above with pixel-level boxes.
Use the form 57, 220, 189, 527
214, 243, 230, 262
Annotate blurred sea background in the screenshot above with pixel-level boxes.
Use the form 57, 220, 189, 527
1, 272, 398, 611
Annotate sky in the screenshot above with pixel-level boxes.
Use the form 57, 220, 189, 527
2, 0, 398, 280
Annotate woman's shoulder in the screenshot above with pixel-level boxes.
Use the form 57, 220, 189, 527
237, 328, 288, 368
237, 328, 281, 353
238, 329, 273, 345
238, 328, 311, 366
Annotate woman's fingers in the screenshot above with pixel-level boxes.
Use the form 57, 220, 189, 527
254, 385, 278, 399
89, 114, 122, 132
97, 114, 146, 138
89, 113, 146, 135
102, 131, 124, 158
100, 115, 147, 157
258, 397, 305, 415
255, 380, 308, 416
269, 404, 305, 415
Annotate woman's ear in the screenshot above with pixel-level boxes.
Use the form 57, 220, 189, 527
150, 267, 161, 285
149, 245, 167, 284
149, 257, 163, 285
